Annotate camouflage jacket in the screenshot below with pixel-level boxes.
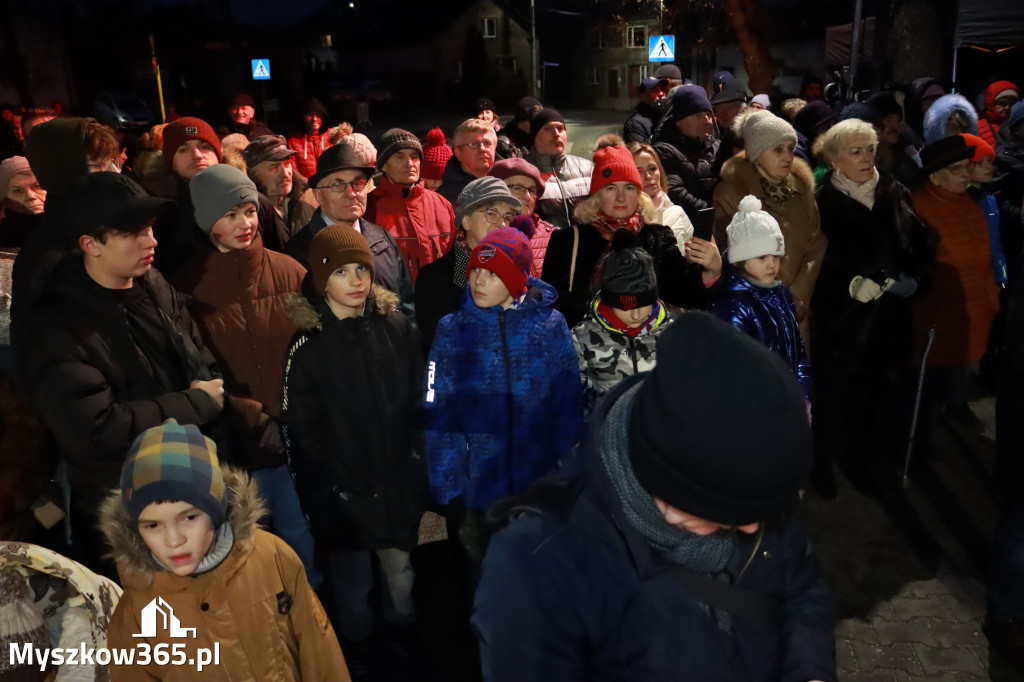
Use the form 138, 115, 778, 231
571, 300, 674, 411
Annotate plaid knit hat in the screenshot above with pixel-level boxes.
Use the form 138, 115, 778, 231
590, 145, 643, 196
421, 128, 453, 181
309, 223, 375, 294
120, 419, 228, 528
377, 128, 423, 171
727, 195, 785, 264
602, 229, 657, 310
467, 227, 532, 298
739, 111, 798, 168
162, 117, 222, 161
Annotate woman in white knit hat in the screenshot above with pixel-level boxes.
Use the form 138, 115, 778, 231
712, 110, 825, 347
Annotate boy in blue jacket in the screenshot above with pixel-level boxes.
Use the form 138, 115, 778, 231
425, 227, 582, 564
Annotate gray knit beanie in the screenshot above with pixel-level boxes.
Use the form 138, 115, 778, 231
455, 176, 521, 227
376, 128, 423, 171
740, 111, 798, 167
190, 164, 259, 233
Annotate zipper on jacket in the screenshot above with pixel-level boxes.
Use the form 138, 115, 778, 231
737, 526, 764, 582
499, 310, 515, 495
628, 337, 639, 374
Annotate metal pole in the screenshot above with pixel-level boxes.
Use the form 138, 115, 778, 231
531, 0, 539, 98
903, 327, 936, 483
849, 0, 863, 99
659, 0, 664, 34
951, 48, 959, 90
149, 35, 166, 123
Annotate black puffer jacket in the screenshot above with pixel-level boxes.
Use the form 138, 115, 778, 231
810, 172, 934, 373
282, 281, 427, 551
652, 125, 721, 216
994, 123, 1024, 265
623, 101, 664, 144
21, 257, 222, 514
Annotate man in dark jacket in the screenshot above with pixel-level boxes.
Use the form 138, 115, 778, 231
21, 172, 225, 572
437, 118, 498, 205
217, 92, 274, 140
243, 134, 317, 239
525, 109, 594, 229
285, 143, 415, 320
653, 85, 722, 217
474, 312, 837, 682
623, 76, 668, 144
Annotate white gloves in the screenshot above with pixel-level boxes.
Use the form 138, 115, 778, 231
849, 276, 895, 303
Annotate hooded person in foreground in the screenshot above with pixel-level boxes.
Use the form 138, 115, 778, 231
473, 312, 836, 682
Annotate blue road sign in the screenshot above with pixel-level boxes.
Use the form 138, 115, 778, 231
251, 59, 271, 80
649, 36, 675, 62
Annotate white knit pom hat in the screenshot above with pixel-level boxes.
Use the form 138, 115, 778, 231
726, 195, 785, 264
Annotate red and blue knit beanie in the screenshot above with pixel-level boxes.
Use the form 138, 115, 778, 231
467, 227, 532, 297
120, 419, 228, 528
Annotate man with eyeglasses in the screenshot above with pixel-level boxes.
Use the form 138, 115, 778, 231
437, 119, 498, 205
285, 143, 415, 319
910, 134, 999, 440
365, 128, 455, 283
416, 176, 521, 351
524, 109, 594, 229
0, 156, 46, 248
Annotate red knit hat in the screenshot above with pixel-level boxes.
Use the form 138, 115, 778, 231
162, 117, 222, 161
590, 145, 643, 196
960, 133, 994, 163
466, 227, 532, 298
421, 127, 453, 182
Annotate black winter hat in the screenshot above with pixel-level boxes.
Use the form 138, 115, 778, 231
627, 312, 811, 526
668, 85, 713, 123
601, 229, 657, 310
511, 96, 543, 124
866, 92, 903, 120
376, 128, 422, 172
919, 134, 975, 177
530, 108, 565, 143
303, 97, 328, 118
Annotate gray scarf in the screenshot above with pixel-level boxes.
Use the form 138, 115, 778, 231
152, 523, 235, 575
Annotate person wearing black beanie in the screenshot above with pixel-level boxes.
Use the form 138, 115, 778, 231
652, 85, 722, 216
524, 109, 595, 229
474, 311, 836, 680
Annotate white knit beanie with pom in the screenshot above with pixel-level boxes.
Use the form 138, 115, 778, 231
726, 195, 786, 264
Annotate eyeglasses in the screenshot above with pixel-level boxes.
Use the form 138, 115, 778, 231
506, 183, 539, 197
942, 162, 971, 176
476, 207, 519, 226
456, 140, 495, 151
317, 177, 369, 194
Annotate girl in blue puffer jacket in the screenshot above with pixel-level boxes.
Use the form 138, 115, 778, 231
425, 227, 582, 564
712, 195, 812, 401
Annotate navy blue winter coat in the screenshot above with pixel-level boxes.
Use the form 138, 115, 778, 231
473, 376, 838, 682
425, 277, 583, 511
712, 270, 812, 399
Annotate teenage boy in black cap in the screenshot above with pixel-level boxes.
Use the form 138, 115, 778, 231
474, 312, 837, 682
21, 172, 225, 572
524, 108, 595, 229
652, 84, 722, 216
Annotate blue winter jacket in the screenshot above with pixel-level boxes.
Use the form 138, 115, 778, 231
473, 375, 838, 682
425, 277, 583, 511
712, 270, 812, 399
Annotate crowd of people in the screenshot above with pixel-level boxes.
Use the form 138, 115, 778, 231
0, 64, 1023, 681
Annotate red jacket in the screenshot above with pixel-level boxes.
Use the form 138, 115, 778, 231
530, 216, 557, 278
911, 182, 999, 367
978, 80, 1020, 146
365, 176, 455, 282
286, 133, 330, 180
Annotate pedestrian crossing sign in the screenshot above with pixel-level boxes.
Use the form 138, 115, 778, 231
649, 36, 675, 62
251, 59, 271, 80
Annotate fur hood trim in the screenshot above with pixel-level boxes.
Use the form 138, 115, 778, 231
923, 93, 979, 145
97, 466, 265, 577
718, 152, 815, 195
285, 284, 399, 331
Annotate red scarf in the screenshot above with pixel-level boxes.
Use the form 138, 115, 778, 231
590, 210, 644, 242
596, 299, 663, 338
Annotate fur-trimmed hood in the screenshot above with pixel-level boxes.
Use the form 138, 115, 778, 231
922, 93, 979, 144
98, 466, 265, 579
718, 150, 815, 195
285, 276, 400, 332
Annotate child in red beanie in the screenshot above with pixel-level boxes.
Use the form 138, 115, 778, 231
425, 227, 582, 565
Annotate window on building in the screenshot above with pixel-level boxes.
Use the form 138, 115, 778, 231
588, 28, 604, 49
481, 17, 497, 38
587, 67, 600, 85
627, 25, 647, 48
320, 34, 333, 48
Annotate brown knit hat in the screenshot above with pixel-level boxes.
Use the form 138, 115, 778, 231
309, 224, 376, 294
162, 117, 222, 161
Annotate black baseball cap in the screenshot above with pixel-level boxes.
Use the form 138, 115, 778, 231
63, 172, 174, 239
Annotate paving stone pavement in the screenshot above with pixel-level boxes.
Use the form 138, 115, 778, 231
804, 391, 1024, 681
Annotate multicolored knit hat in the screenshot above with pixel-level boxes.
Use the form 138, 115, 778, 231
421, 128, 453, 181
590, 145, 643, 196
120, 419, 228, 527
467, 227, 532, 298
